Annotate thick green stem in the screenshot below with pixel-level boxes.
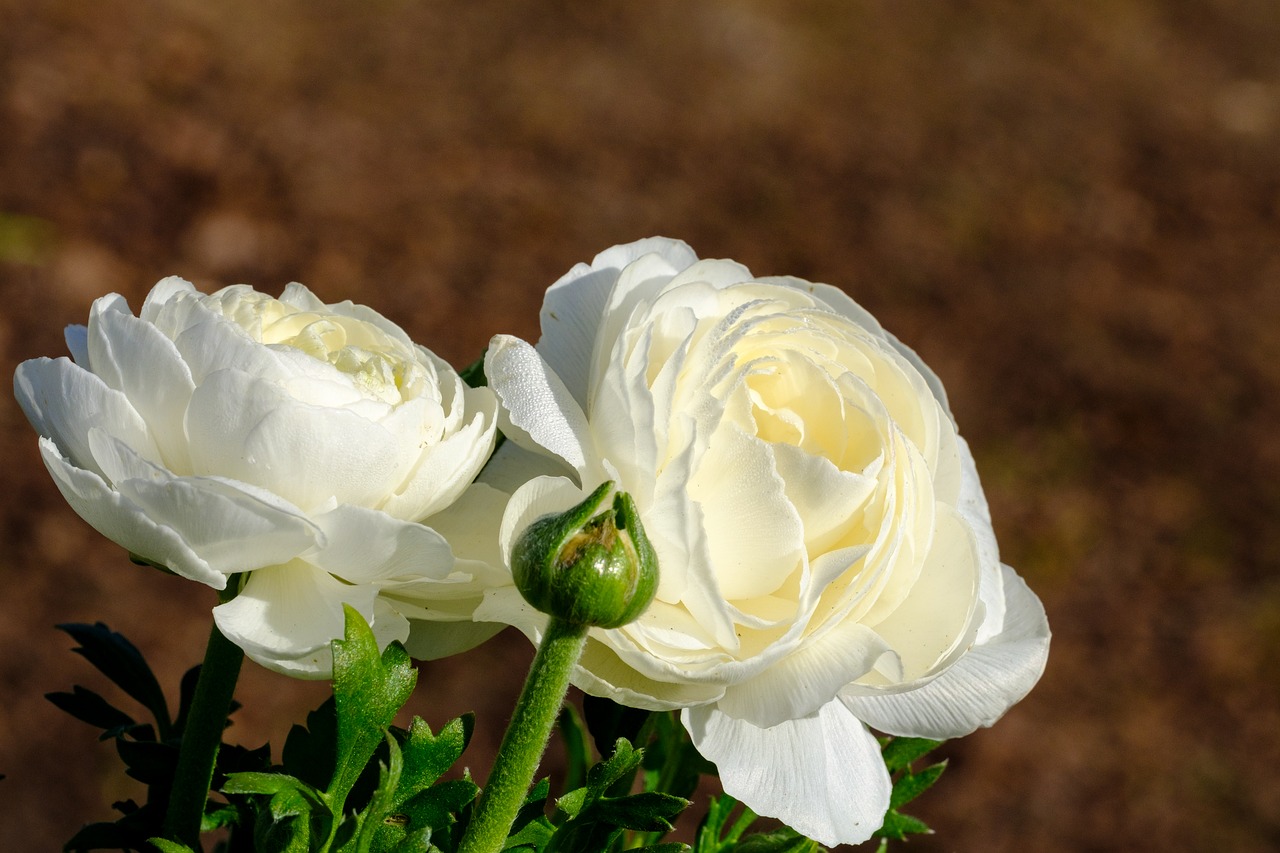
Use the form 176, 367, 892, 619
162, 618, 245, 849
459, 617, 589, 853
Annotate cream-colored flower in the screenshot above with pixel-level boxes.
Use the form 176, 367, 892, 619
15, 278, 497, 676
427, 238, 1049, 846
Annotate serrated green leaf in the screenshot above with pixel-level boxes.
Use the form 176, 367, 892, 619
349, 733, 405, 853
504, 815, 555, 850
283, 695, 339, 790
57, 622, 171, 735
116, 738, 176, 785
732, 827, 824, 853
148, 838, 197, 853
586, 738, 643, 799
269, 787, 318, 821
585, 791, 688, 832
889, 761, 947, 810
640, 712, 713, 800
64, 821, 139, 851
398, 715, 472, 799
46, 686, 136, 734
544, 820, 624, 853
554, 787, 588, 821
582, 694, 650, 764
215, 741, 274, 780
330, 606, 417, 805
201, 801, 242, 832
507, 776, 553, 842
558, 705, 591, 795
694, 796, 731, 851
880, 737, 942, 773
873, 809, 932, 841
254, 808, 314, 853
633, 845, 692, 853
399, 778, 479, 831
222, 771, 314, 798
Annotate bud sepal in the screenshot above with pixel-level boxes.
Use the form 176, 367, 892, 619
511, 480, 659, 629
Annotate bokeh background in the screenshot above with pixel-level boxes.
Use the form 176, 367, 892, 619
2, 1, 1278, 850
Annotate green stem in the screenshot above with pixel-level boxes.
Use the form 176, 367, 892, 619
162, 616, 245, 849
459, 617, 589, 853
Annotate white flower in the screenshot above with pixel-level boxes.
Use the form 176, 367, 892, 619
15, 278, 498, 676
445, 238, 1050, 846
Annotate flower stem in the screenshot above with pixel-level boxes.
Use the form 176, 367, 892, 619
458, 617, 589, 853
162, 616, 245, 850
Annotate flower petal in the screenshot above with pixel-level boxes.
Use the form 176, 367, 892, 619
683, 699, 890, 847
308, 503, 453, 584
185, 368, 419, 511
689, 423, 804, 600
65, 324, 90, 367
89, 430, 322, 575
716, 618, 896, 728
401, 620, 505, 661
36, 437, 225, 587
485, 335, 596, 481
842, 564, 1050, 738
955, 435, 1006, 644
15, 357, 160, 477
379, 385, 497, 521
862, 504, 982, 683
212, 560, 409, 679
87, 297, 197, 472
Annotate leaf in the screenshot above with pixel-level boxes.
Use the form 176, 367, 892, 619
640, 712, 713, 800
222, 772, 316, 799
57, 622, 171, 734
585, 738, 643, 800
116, 738, 177, 786
632, 845, 692, 853
64, 821, 139, 852
507, 776, 554, 841
283, 695, 339, 790
889, 761, 947, 810
398, 715, 473, 797
458, 351, 488, 388
173, 664, 203, 734
879, 737, 942, 774
349, 733, 406, 853
329, 605, 418, 805
732, 828, 825, 853
873, 810, 932, 842
398, 778, 479, 832
45, 686, 136, 735
693, 793, 736, 852
557, 705, 591, 795
149, 838, 198, 853
553, 787, 588, 821
581, 694, 649, 768
585, 791, 687, 832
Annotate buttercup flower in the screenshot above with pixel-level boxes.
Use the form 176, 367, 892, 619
15, 278, 498, 676
442, 238, 1050, 846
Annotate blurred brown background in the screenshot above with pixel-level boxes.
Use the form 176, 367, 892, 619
2, 1, 1278, 850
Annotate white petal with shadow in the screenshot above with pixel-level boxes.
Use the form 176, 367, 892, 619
683, 699, 890, 847
842, 564, 1050, 738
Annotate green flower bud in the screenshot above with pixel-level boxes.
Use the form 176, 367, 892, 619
511, 480, 659, 629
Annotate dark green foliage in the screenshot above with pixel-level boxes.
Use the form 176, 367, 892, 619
871, 737, 947, 847
50, 610, 950, 853
219, 606, 479, 853
51, 624, 270, 852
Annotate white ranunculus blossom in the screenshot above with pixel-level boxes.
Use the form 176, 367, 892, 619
15, 278, 498, 676
431, 238, 1050, 846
